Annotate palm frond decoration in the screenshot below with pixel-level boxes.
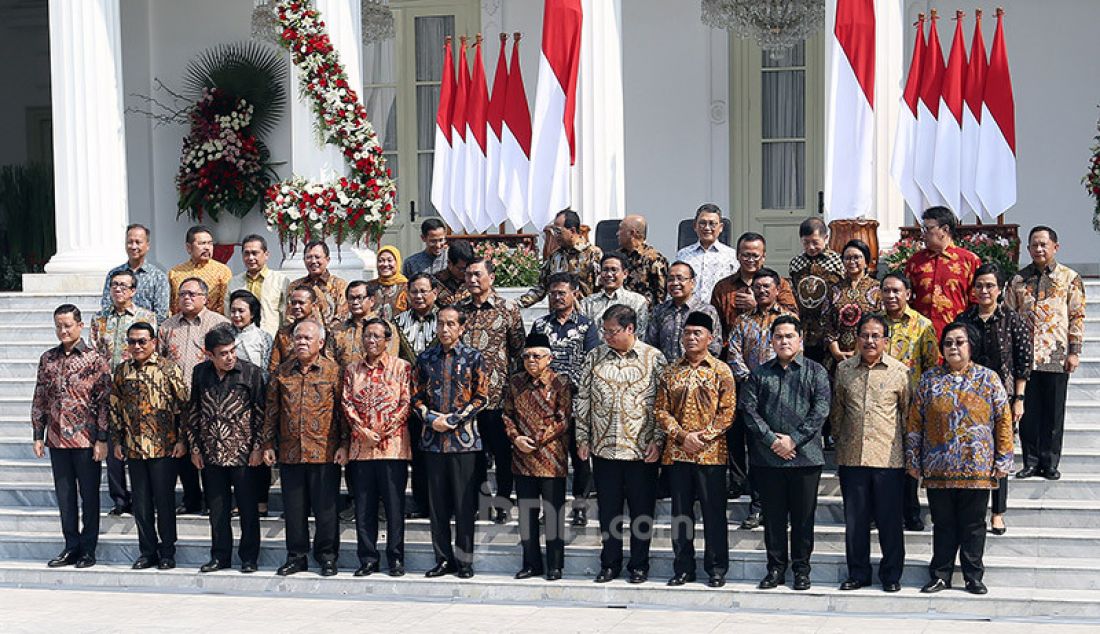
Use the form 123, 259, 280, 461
182, 40, 288, 138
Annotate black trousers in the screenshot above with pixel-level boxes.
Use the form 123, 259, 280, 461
202, 465, 260, 565
407, 413, 430, 514
991, 477, 1008, 515
106, 438, 130, 508
280, 463, 341, 564
476, 409, 513, 507
49, 448, 102, 555
176, 456, 203, 510
927, 488, 990, 584
838, 466, 906, 585
1021, 370, 1069, 471
515, 474, 566, 573
668, 462, 729, 577
348, 459, 408, 567
129, 456, 178, 560
904, 474, 923, 525
425, 451, 479, 568
250, 466, 272, 506
756, 465, 822, 576
592, 456, 658, 573
568, 419, 592, 507
726, 409, 762, 514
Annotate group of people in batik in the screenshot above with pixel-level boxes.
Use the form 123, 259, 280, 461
31, 205, 1085, 595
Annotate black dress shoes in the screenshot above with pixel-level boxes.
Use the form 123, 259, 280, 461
456, 567, 474, 579
277, 559, 308, 576
666, 572, 695, 586
628, 569, 648, 584
839, 578, 870, 591
594, 567, 619, 583
920, 578, 949, 593
388, 561, 405, 577
320, 561, 338, 577
405, 510, 429, 520
707, 574, 726, 588
514, 567, 539, 580
74, 554, 96, 569
1043, 468, 1062, 481
1015, 466, 1039, 479
240, 562, 258, 574
425, 561, 456, 578
965, 579, 988, 595
546, 569, 562, 581
108, 505, 131, 517
354, 562, 379, 577
739, 513, 762, 530
883, 582, 901, 593
571, 508, 588, 527
132, 556, 158, 570
199, 560, 229, 573
758, 570, 783, 589
491, 507, 508, 524
904, 519, 926, 532
157, 558, 176, 570
47, 550, 79, 568
793, 573, 811, 591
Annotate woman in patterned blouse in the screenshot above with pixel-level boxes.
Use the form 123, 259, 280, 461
366, 245, 409, 320
957, 264, 1032, 536
826, 240, 883, 367
906, 322, 1014, 596
227, 290, 274, 516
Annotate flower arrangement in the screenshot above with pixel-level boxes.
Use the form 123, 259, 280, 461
474, 241, 541, 287
1084, 111, 1100, 232
882, 231, 1020, 277
263, 0, 397, 252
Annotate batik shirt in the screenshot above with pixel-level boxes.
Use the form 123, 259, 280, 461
519, 241, 603, 307
788, 250, 844, 348
675, 241, 739, 303
412, 342, 488, 453
90, 304, 157, 369
578, 287, 651, 338
623, 243, 669, 307
825, 275, 882, 354
264, 356, 345, 464
710, 274, 798, 338
287, 271, 349, 328
740, 356, 831, 469
904, 244, 982, 337
269, 320, 334, 374
885, 307, 940, 394
655, 354, 736, 466
502, 370, 572, 478
433, 267, 470, 307
831, 354, 910, 468
906, 363, 1014, 489
457, 292, 525, 408
185, 359, 266, 466
330, 316, 400, 367
169, 259, 232, 317
31, 341, 111, 448
529, 311, 600, 388
1005, 261, 1087, 373
727, 304, 795, 381
341, 353, 413, 461
645, 297, 723, 361
109, 353, 190, 459
101, 261, 171, 323
364, 281, 407, 321
957, 305, 1033, 397
575, 340, 668, 460
403, 248, 449, 278
157, 308, 230, 387
394, 308, 438, 365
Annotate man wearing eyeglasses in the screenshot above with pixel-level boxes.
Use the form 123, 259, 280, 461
831, 315, 910, 593
711, 232, 798, 340
157, 277, 229, 515
519, 209, 603, 308
646, 261, 723, 363
674, 204, 739, 303
331, 281, 400, 367
270, 285, 334, 373
903, 207, 982, 337
579, 251, 651, 338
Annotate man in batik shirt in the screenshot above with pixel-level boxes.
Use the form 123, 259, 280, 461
285, 240, 350, 328
646, 261, 722, 362
616, 214, 668, 307
903, 207, 981, 337
519, 209, 602, 307
788, 217, 844, 366
168, 225, 232, 317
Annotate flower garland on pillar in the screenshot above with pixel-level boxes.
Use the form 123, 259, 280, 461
263, 0, 397, 253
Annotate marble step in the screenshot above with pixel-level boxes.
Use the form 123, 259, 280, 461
2, 562, 1097, 621
1068, 378, 1100, 400
0, 377, 37, 398
0, 343, 60, 361
1, 531, 1098, 591
0, 292, 101, 311
0, 506, 1096, 560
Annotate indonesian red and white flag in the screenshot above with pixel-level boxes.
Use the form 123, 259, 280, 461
975, 11, 1016, 218
484, 34, 509, 227
932, 13, 967, 217
465, 38, 490, 232
914, 13, 947, 209
825, 0, 875, 219
499, 36, 532, 229
429, 38, 460, 231
528, 0, 582, 230
890, 15, 926, 213
448, 39, 470, 231
961, 12, 989, 219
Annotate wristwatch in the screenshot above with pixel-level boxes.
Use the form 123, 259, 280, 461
1013, 395, 1025, 402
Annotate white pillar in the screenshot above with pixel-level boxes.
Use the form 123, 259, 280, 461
30, 0, 128, 289
572, 0, 626, 229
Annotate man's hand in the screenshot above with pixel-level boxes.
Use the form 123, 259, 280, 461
363, 430, 381, 448
1066, 353, 1080, 373
248, 449, 263, 467
171, 442, 187, 459
114, 445, 125, 462
1012, 399, 1025, 424
770, 434, 796, 460
682, 431, 705, 454
263, 449, 277, 466
906, 468, 921, 481
644, 442, 661, 463
334, 447, 348, 466
32, 440, 45, 459
92, 441, 107, 462
431, 414, 455, 433
515, 436, 537, 454
577, 443, 590, 462
734, 289, 756, 312
191, 452, 204, 470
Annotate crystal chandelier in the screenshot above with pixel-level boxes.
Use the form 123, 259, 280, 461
361, 0, 396, 44
701, 0, 826, 56
251, 0, 281, 44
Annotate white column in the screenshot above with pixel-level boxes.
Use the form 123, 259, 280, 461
572, 0, 625, 228
34, 0, 128, 287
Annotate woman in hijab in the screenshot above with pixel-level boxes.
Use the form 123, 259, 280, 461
367, 245, 409, 320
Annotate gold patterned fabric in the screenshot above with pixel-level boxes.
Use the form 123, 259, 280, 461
330, 316, 400, 367
264, 356, 346, 464
502, 370, 573, 478
623, 242, 669, 307
109, 354, 190, 459
655, 354, 736, 466
831, 355, 910, 468
168, 259, 233, 316
519, 241, 603, 307
457, 292, 526, 408
885, 307, 940, 394
1005, 261, 1087, 373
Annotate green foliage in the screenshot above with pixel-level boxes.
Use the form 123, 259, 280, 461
474, 241, 541, 287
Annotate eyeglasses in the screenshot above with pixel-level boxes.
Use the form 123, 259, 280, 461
942, 338, 969, 349
974, 282, 999, 292
125, 337, 150, 346
738, 254, 762, 262
667, 275, 692, 284
842, 255, 866, 262
109, 282, 135, 290
408, 288, 435, 296
696, 221, 721, 229
920, 223, 941, 234
178, 291, 206, 298
347, 295, 370, 304
857, 333, 885, 341
603, 326, 627, 338
521, 352, 550, 360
